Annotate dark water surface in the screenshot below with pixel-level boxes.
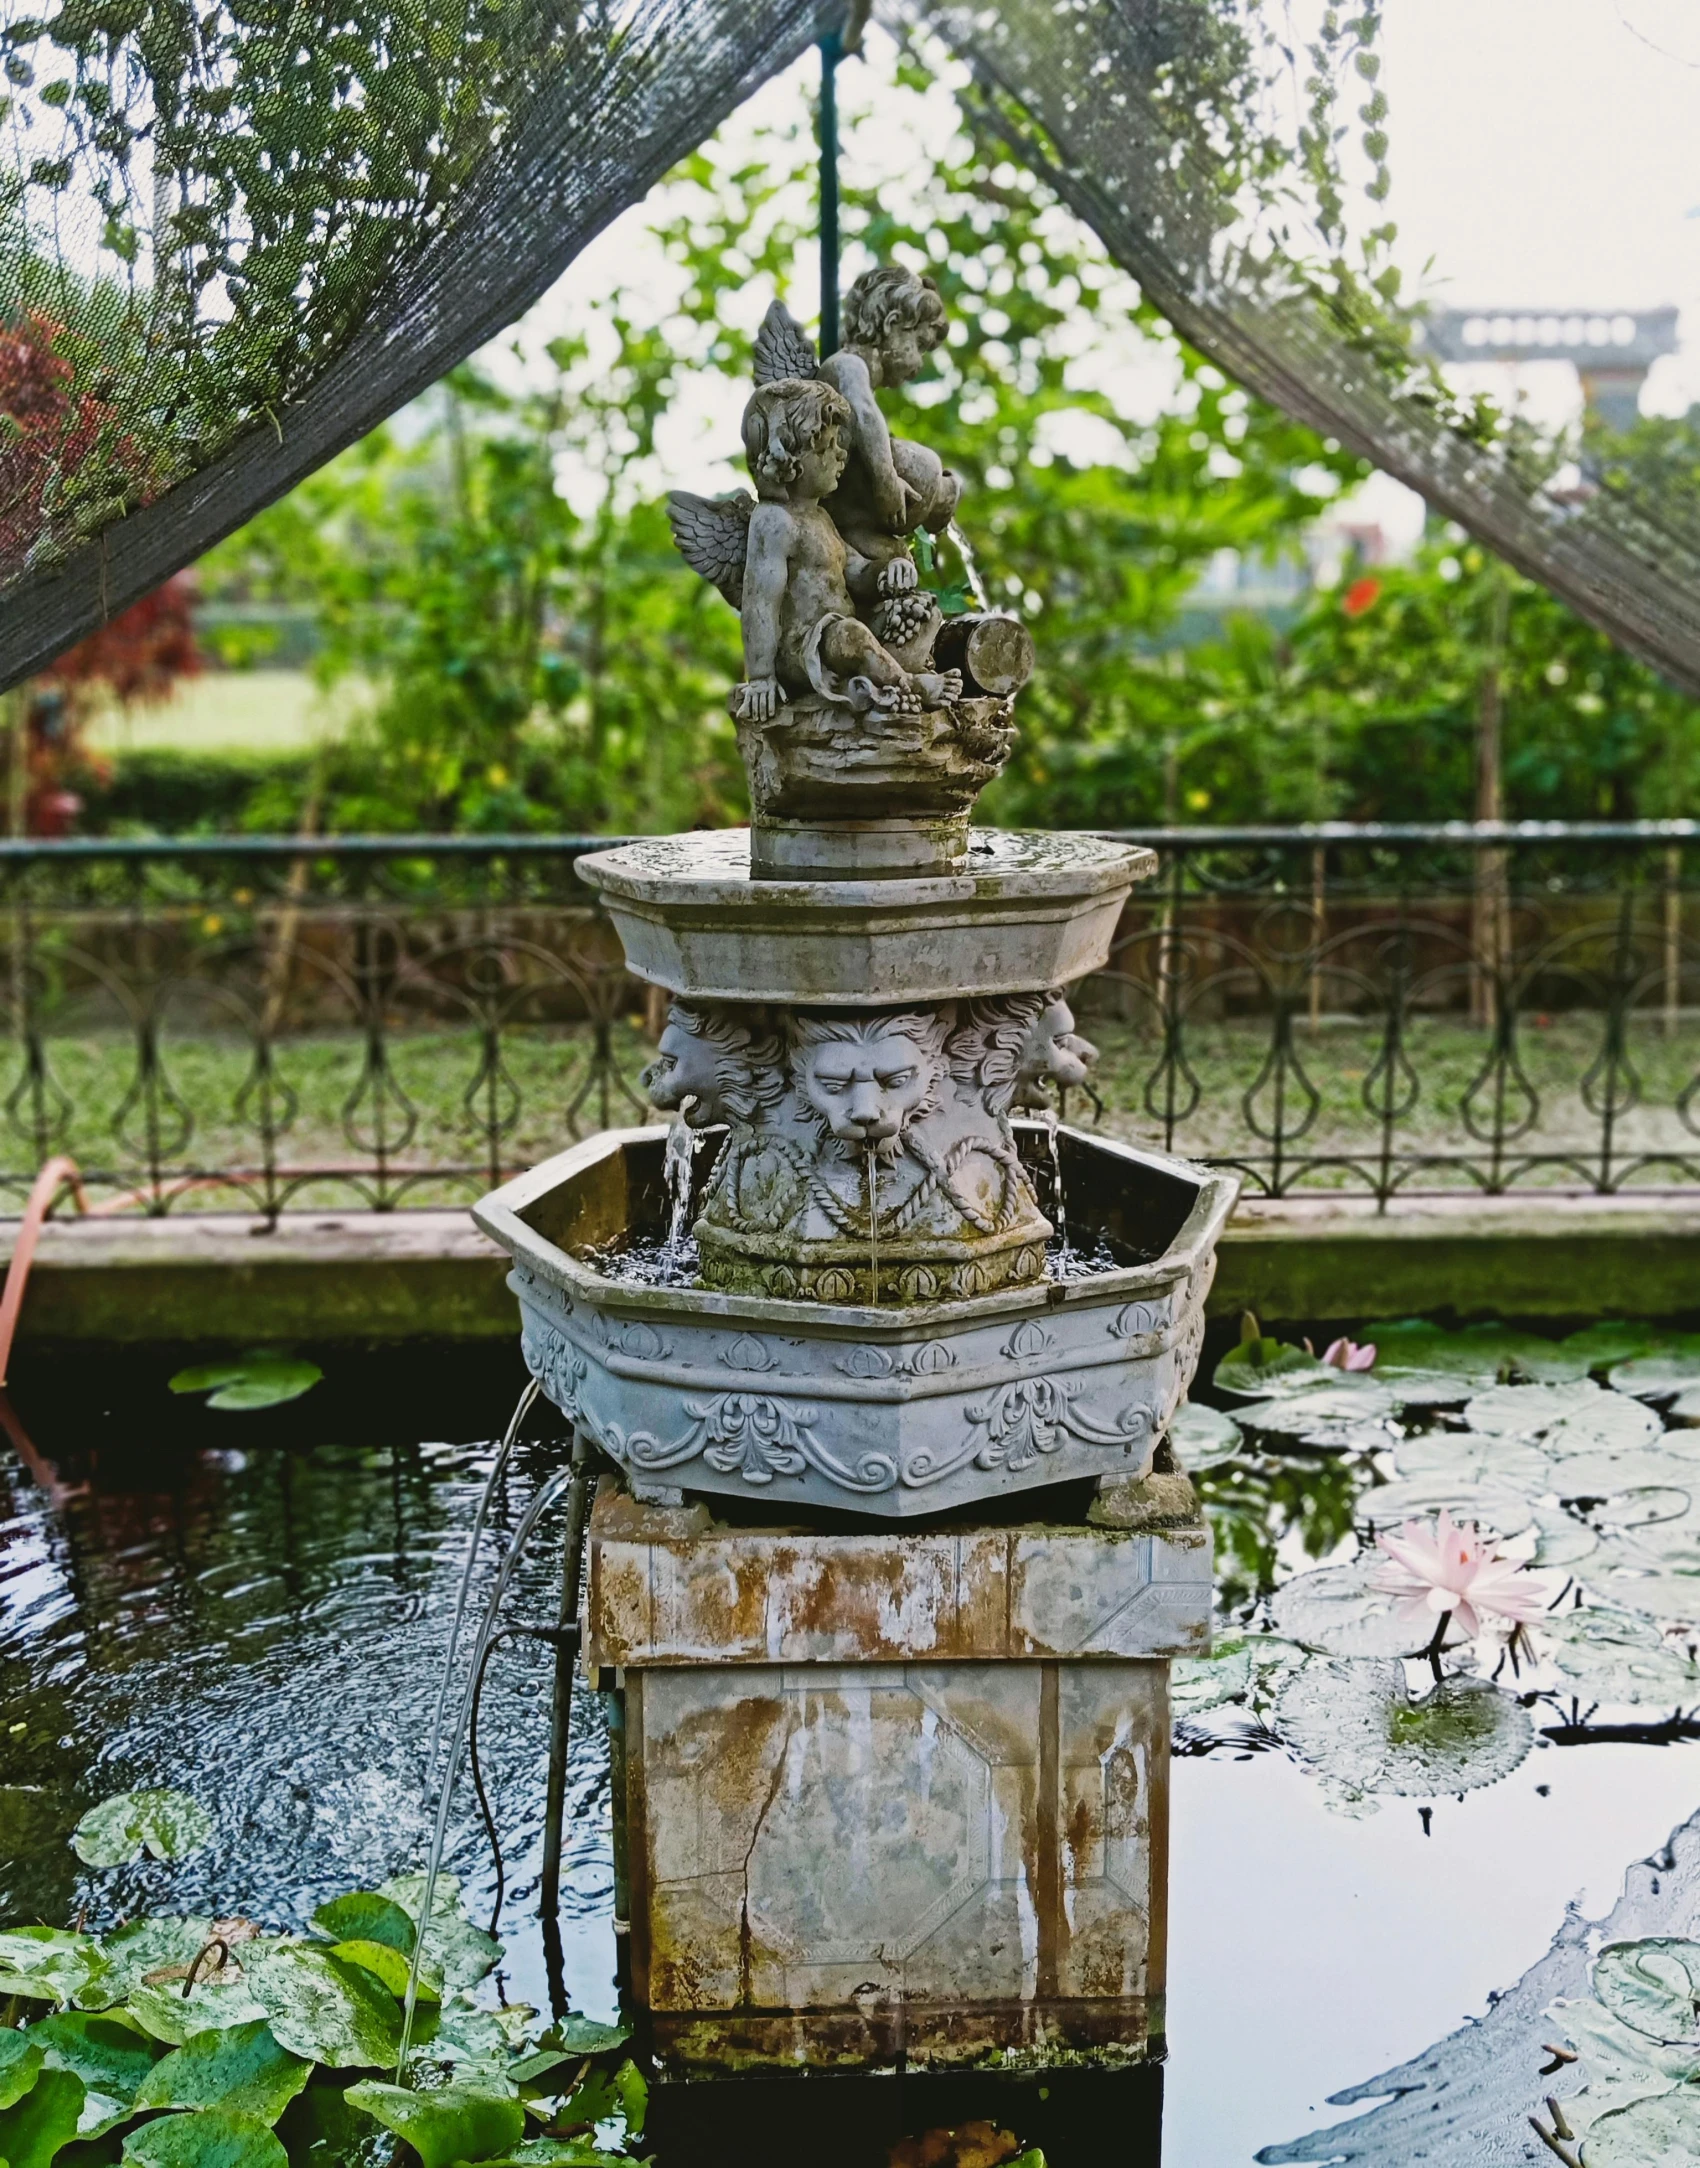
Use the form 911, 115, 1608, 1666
2, 1339, 1698, 2164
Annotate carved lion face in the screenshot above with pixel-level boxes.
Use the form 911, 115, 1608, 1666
641, 1007, 783, 1127
1012, 997, 1100, 1106
793, 1021, 944, 1148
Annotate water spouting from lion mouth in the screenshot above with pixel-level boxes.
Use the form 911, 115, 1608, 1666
662, 1102, 699, 1264
1042, 1103, 1070, 1263
866, 1143, 880, 1306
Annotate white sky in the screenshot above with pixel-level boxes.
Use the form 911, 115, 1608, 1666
495, 1, 1700, 558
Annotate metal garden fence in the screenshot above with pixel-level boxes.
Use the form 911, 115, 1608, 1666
0, 822, 1693, 1216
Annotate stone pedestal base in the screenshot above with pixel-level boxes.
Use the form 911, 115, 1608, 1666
584, 1466, 1210, 2078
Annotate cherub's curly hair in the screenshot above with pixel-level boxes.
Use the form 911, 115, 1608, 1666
841, 265, 947, 353
741, 377, 851, 495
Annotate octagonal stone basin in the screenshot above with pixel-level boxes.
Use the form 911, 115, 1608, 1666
473, 1124, 1236, 1521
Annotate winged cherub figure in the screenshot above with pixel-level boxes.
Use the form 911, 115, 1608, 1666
670, 377, 961, 723
750, 266, 962, 642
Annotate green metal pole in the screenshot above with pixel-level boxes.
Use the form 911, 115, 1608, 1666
819, 29, 842, 356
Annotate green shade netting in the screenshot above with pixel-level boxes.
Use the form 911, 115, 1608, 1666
3, 0, 1700, 695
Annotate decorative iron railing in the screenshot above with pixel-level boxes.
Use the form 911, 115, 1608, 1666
0, 823, 1692, 1216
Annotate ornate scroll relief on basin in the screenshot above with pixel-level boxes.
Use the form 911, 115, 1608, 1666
472, 1123, 1235, 1521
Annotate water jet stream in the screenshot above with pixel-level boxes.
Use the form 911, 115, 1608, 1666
946, 519, 990, 613
866, 1143, 879, 1305
399, 1459, 575, 2078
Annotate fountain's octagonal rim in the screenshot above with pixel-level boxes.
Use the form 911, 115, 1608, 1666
473, 1122, 1236, 1339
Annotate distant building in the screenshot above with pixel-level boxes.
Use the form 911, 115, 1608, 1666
1417, 306, 1680, 433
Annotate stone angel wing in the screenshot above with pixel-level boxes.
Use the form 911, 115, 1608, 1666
666, 489, 754, 610
752, 299, 818, 386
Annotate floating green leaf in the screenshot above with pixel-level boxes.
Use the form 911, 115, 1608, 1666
308, 1894, 415, 1957
168, 1358, 323, 1413
1388, 1428, 1548, 1494
0, 2030, 44, 2110
122, 2106, 289, 2168
124, 1981, 271, 2048
1276, 1659, 1533, 1797
1171, 1639, 1254, 1718
1609, 1341, 1700, 1404
132, 2022, 311, 2127
72, 1790, 213, 1867
1466, 1381, 1656, 1451
247, 1948, 402, 2070
532, 2015, 633, 2061
1594, 1940, 1700, 2044
378, 1875, 500, 1992
1213, 1336, 1329, 1398
1542, 1610, 1700, 1707
1356, 1475, 1534, 1539
1585, 2090, 1700, 2165
1268, 1560, 1429, 1660
30, 2011, 158, 2108
1231, 1377, 1394, 1443
1166, 1400, 1243, 1463
0, 1929, 109, 2007
345, 2081, 524, 2168
1669, 1386, 1700, 1427
0, 2065, 85, 2168
327, 1939, 438, 2003
1559, 1321, 1665, 1372
85, 1919, 215, 2006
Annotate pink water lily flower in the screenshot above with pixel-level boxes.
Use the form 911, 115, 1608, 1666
1370, 1508, 1551, 1640
1322, 1336, 1377, 1371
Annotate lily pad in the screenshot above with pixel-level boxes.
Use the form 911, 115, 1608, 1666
0, 2067, 85, 2168
124, 1981, 271, 2048
308, 1894, 415, 1957
168, 1358, 323, 1413
246, 1948, 402, 2070
1275, 1658, 1533, 1797
1166, 1400, 1243, 1463
344, 2082, 524, 2168
123, 2107, 288, 2168
1609, 1341, 1700, 1403
1356, 1475, 1535, 1539
1365, 1320, 1567, 1388
1531, 1503, 1601, 1569
1388, 1428, 1549, 1494
30, 2012, 158, 2107
1542, 1610, 1700, 1707
132, 2022, 311, 2127
1232, 1375, 1395, 1443
1559, 1321, 1665, 1372
1268, 1559, 1432, 1660
1466, 1381, 1657, 1451
0, 1928, 110, 2008
86, 1919, 215, 2006
1669, 1386, 1700, 1427
1585, 2088, 1700, 2162
72, 1789, 213, 1867
378, 1875, 500, 1992
1171, 1639, 1253, 1717
1594, 1939, 1700, 2043
327, 1940, 439, 2004
0, 2032, 44, 2111
1551, 1451, 1700, 1501
1213, 1340, 1330, 1399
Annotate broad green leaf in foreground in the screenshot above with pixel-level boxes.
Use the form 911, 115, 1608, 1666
29, 2010, 159, 2106
85, 1918, 215, 2005
0, 1928, 110, 2007
132, 2021, 312, 2126
247, 1948, 402, 2069
378, 1874, 501, 1991
124, 1980, 271, 2048
72, 1790, 213, 1867
122, 2106, 289, 2168
345, 2081, 525, 2168
0, 2065, 86, 2168
168, 1359, 323, 1412
328, 1938, 439, 2003
1213, 1340, 1329, 1399
308, 1894, 416, 1957
0, 2029, 44, 2109
1276, 1658, 1533, 1798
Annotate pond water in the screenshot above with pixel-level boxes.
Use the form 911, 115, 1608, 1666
4, 1326, 1700, 2164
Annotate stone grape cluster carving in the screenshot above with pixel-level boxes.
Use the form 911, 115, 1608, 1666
640, 990, 1100, 1302
667, 264, 1034, 825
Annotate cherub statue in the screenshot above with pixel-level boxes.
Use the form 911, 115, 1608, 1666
669, 377, 961, 723
750, 266, 962, 654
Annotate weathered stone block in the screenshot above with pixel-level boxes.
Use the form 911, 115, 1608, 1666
591, 1479, 1206, 2075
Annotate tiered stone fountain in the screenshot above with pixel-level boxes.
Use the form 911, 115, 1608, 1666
474, 267, 1234, 2079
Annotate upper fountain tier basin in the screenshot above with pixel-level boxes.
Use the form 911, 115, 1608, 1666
573, 827, 1156, 1006
473, 1122, 1236, 1522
